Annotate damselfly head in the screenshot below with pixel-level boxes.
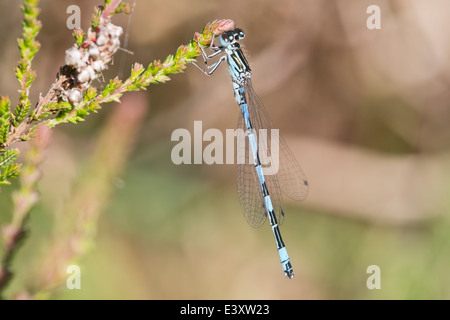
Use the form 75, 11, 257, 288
219, 28, 245, 47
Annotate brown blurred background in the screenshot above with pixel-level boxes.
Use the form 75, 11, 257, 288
1, 0, 450, 299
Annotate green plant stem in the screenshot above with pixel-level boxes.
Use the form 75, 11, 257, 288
4, 76, 66, 147
14, 0, 41, 126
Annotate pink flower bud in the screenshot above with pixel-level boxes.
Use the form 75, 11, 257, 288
211, 19, 235, 35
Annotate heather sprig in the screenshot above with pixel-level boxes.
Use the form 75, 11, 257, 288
14, 0, 41, 126
1, 16, 234, 148
0, 149, 21, 186
0, 0, 42, 186
0, 0, 131, 151
44, 18, 235, 128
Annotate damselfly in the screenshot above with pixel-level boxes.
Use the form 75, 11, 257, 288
193, 28, 308, 279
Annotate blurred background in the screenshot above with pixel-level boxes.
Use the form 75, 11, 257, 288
1, 0, 450, 299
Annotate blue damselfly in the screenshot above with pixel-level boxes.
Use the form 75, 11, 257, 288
193, 28, 308, 279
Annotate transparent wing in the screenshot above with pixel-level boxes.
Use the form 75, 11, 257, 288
236, 81, 308, 228
235, 80, 308, 228
236, 114, 267, 228
245, 80, 309, 202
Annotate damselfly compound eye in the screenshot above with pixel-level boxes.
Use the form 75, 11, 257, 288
219, 32, 233, 47
234, 28, 245, 40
